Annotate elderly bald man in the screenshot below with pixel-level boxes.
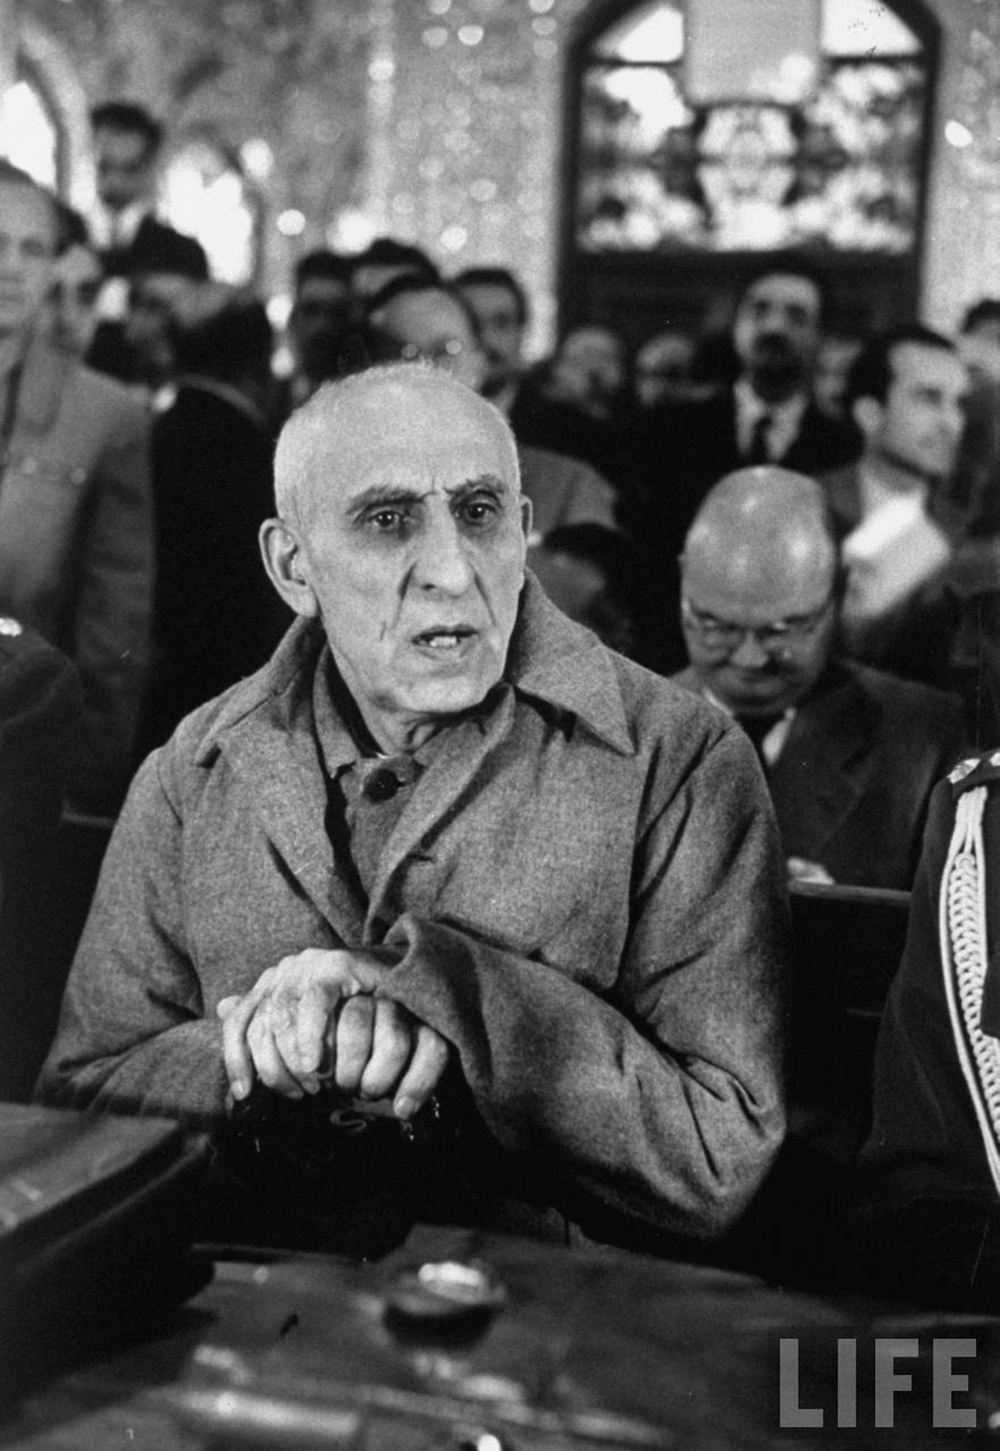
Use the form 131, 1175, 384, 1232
673, 466, 966, 889
39, 365, 787, 1257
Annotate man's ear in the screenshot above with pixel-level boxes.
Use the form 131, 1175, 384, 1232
259, 518, 319, 618
852, 395, 882, 440
519, 493, 534, 547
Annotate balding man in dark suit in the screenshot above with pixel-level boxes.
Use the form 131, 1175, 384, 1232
672, 466, 965, 890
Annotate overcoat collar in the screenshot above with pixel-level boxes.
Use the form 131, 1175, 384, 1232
191, 573, 634, 936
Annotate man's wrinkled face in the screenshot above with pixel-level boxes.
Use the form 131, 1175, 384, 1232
458, 282, 524, 395
866, 342, 969, 482
94, 126, 155, 212
733, 273, 822, 387
682, 549, 836, 716
291, 380, 528, 744
0, 180, 56, 339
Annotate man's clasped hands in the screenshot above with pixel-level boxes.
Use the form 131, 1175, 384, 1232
217, 948, 449, 1120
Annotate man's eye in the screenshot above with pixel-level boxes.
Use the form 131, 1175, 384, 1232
459, 497, 498, 525
369, 509, 406, 532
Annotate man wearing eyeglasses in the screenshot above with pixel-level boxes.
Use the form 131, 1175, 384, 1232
672, 467, 965, 889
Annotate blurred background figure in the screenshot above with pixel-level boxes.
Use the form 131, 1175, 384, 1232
88, 100, 207, 288
813, 332, 863, 420
456, 266, 623, 486
347, 236, 439, 311
137, 283, 286, 757
957, 297, 1000, 387
545, 323, 629, 423
275, 249, 353, 420
366, 273, 486, 391
632, 328, 695, 408
823, 325, 970, 688
360, 275, 622, 548
0, 160, 152, 819
530, 523, 639, 657
454, 264, 529, 410
45, 203, 103, 360
86, 100, 209, 385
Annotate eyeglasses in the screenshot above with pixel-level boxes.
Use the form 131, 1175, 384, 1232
681, 596, 833, 656
399, 339, 469, 365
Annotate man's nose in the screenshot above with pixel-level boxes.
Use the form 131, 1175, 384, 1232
412, 511, 475, 595
729, 630, 771, 668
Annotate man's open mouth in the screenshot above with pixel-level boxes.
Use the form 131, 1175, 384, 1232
411, 626, 476, 650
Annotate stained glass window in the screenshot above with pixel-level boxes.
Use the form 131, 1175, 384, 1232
576, 0, 926, 254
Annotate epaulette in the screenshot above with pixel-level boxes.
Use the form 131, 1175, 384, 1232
949, 751, 1000, 797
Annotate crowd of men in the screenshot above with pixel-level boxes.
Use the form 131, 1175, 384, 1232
2, 100, 1000, 1303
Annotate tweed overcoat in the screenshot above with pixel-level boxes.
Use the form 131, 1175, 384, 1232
40, 580, 788, 1242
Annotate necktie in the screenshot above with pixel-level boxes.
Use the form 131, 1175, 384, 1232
745, 411, 774, 465
736, 713, 784, 767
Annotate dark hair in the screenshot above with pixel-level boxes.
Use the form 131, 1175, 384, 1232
845, 323, 957, 408
54, 200, 90, 256
960, 297, 1000, 336
349, 237, 439, 282
171, 290, 273, 384
453, 266, 529, 328
736, 255, 830, 326
365, 274, 481, 342
293, 249, 352, 292
90, 101, 163, 156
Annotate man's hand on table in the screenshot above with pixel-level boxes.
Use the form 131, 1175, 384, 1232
217, 947, 449, 1119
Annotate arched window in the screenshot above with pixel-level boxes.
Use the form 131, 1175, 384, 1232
563, 0, 937, 338
160, 137, 261, 287
0, 66, 61, 191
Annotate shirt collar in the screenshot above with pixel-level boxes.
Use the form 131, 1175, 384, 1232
734, 377, 809, 453
200, 573, 636, 766
91, 202, 147, 251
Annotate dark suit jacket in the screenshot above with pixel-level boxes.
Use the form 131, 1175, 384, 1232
639, 388, 861, 546
0, 624, 81, 1100
87, 215, 210, 382
101, 213, 208, 283
137, 382, 286, 756
673, 658, 965, 889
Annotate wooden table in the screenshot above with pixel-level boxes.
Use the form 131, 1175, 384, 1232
1, 1224, 998, 1449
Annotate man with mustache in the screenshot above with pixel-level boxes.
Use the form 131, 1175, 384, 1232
39, 364, 787, 1258
631, 262, 860, 672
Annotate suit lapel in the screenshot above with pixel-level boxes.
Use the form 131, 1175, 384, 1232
769, 667, 877, 860
14, 338, 70, 440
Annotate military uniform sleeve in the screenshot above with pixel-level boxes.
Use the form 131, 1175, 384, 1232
380, 725, 788, 1243
67, 396, 154, 815
35, 748, 228, 1123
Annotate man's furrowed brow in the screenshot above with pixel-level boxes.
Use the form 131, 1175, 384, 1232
446, 473, 512, 497
345, 483, 422, 518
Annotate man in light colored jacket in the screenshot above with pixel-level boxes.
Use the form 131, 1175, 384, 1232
0, 160, 152, 816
